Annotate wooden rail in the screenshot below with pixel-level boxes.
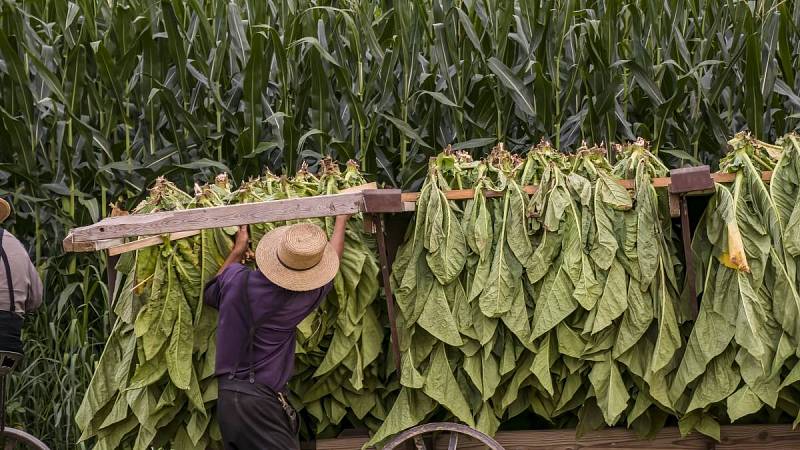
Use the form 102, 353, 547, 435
106, 230, 201, 256
63, 183, 377, 252
315, 424, 800, 450
398, 171, 771, 203
62, 172, 772, 253
69, 191, 362, 243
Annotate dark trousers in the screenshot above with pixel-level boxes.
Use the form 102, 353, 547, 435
0, 312, 22, 354
217, 378, 300, 450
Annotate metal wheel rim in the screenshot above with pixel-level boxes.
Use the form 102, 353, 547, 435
382, 422, 504, 450
1, 427, 49, 450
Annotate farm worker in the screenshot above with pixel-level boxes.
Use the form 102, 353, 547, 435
0, 198, 44, 354
204, 216, 350, 450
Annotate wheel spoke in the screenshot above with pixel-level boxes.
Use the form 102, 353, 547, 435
447, 432, 459, 450
383, 422, 503, 450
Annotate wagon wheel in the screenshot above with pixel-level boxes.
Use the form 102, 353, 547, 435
382, 422, 504, 450
1, 427, 50, 450
1, 353, 49, 449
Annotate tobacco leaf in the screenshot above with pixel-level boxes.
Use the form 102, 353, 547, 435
589, 352, 629, 425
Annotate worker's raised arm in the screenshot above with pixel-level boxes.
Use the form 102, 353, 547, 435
330, 215, 350, 259
218, 225, 249, 275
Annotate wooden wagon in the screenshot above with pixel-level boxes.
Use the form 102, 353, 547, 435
64, 166, 799, 450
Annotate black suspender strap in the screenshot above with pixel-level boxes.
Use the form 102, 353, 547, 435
227, 271, 259, 384
0, 230, 14, 314
246, 278, 257, 384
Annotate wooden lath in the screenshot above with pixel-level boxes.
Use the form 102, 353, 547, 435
398, 170, 771, 203
63, 170, 772, 254
398, 170, 772, 217
63, 191, 361, 243
106, 230, 201, 256
63, 183, 378, 254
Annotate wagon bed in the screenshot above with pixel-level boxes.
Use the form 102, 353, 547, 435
314, 424, 800, 450
63, 167, 797, 450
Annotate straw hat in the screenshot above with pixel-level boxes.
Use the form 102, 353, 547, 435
256, 223, 339, 292
0, 198, 9, 224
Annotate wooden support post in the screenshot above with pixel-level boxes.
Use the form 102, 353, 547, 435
106, 253, 119, 300
106, 251, 120, 328
669, 166, 714, 320
679, 196, 698, 319
373, 214, 402, 373
668, 193, 680, 218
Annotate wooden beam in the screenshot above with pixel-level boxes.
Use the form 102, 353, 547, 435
64, 182, 377, 253
314, 424, 800, 450
715, 424, 800, 449
403, 191, 682, 217
400, 185, 540, 203
106, 230, 201, 256
713, 170, 772, 184
397, 171, 772, 205
63, 232, 124, 253
64, 171, 775, 249
363, 189, 404, 213
399, 178, 650, 203
669, 193, 680, 218
618, 176, 672, 189
340, 182, 377, 193
437, 427, 706, 450
68, 191, 364, 243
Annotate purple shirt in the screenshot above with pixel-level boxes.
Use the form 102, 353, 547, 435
204, 263, 331, 391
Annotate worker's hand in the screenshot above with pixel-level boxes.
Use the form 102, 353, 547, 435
216, 226, 251, 275
232, 225, 250, 255
331, 216, 349, 259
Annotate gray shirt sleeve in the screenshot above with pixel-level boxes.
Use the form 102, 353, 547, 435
0, 229, 44, 314
25, 260, 43, 312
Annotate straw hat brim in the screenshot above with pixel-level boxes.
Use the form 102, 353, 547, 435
0, 199, 9, 224
255, 225, 339, 292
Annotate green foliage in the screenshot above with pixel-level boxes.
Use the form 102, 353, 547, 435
76, 177, 224, 450
378, 135, 800, 446
378, 142, 684, 446
75, 163, 386, 448
672, 133, 800, 435
1, 0, 800, 448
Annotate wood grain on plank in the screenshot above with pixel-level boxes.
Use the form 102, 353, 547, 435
454, 428, 707, 450
400, 185, 540, 203
314, 425, 799, 450
340, 182, 377, 193
397, 171, 773, 205
106, 230, 202, 256
716, 424, 800, 450
69, 191, 363, 242
712, 170, 772, 184
399, 178, 650, 203
618, 177, 672, 189
315, 436, 369, 450
669, 193, 681, 218
62, 233, 124, 253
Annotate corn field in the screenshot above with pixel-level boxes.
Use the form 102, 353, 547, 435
1, 0, 800, 447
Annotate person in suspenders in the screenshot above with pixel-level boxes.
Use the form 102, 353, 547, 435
204, 215, 350, 450
0, 198, 44, 354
